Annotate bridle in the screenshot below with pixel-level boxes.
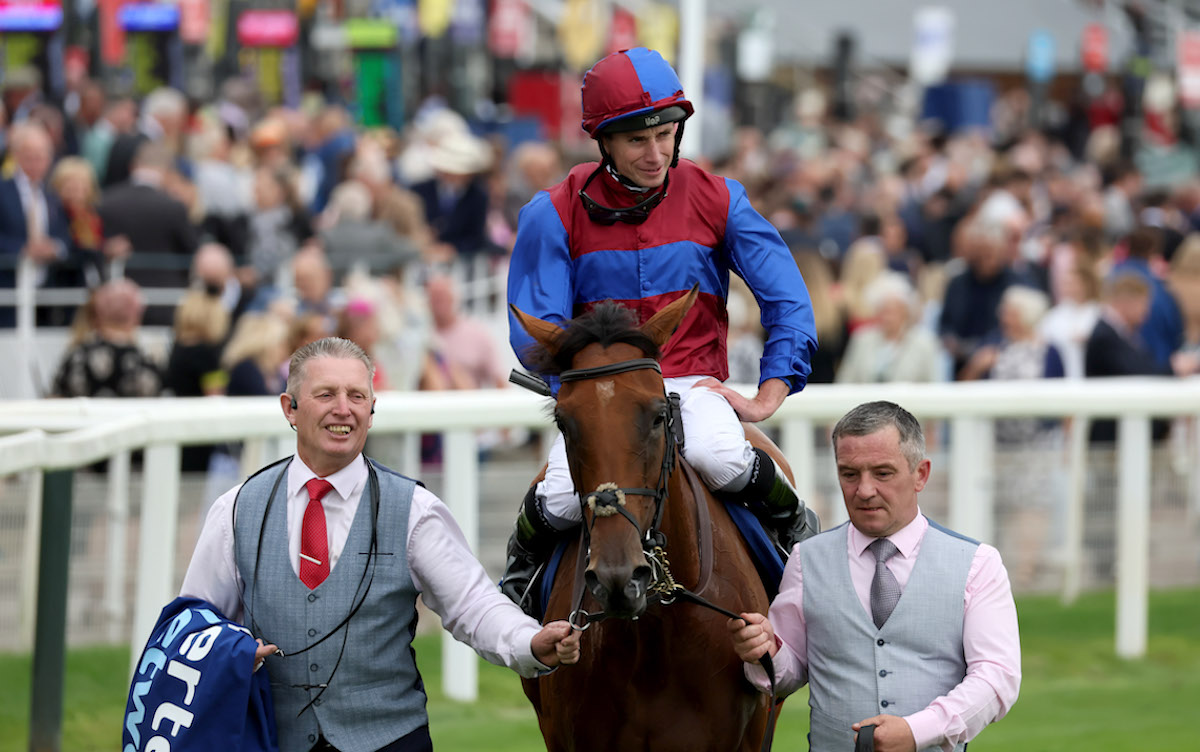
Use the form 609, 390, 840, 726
559, 357, 683, 565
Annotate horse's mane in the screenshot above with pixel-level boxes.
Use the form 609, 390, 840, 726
525, 301, 662, 376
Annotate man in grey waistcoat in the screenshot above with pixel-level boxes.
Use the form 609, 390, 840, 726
729, 401, 1021, 752
181, 337, 580, 752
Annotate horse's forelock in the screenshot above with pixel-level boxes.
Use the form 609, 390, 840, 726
525, 302, 661, 376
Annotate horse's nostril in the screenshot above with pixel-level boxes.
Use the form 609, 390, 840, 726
584, 569, 606, 602
621, 565, 652, 603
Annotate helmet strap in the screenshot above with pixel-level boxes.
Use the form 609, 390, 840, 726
671, 121, 685, 167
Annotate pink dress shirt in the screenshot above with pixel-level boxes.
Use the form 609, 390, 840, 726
747, 511, 1022, 751
181, 454, 549, 677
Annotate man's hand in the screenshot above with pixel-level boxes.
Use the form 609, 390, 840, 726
253, 639, 279, 672
102, 234, 132, 260
695, 377, 789, 423
727, 612, 777, 663
531, 620, 581, 667
852, 715, 916, 752
22, 238, 58, 263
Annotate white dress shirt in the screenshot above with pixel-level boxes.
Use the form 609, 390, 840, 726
181, 454, 549, 676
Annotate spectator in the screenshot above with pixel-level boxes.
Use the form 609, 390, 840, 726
221, 311, 290, 397
191, 242, 252, 324
336, 297, 389, 390
319, 181, 418, 282
939, 221, 1032, 377
963, 285, 1064, 589
1110, 225, 1184, 370
165, 290, 231, 472
190, 119, 252, 258
426, 274, 506, 391
0, 122, 73, 326
1085, 273, 1175, 444
1168, 234, 1200, 356
98, 141, 199, 306
837, 272, 943, 384
81, 95, 137, 185
411, 130, 494, 261
104, 87, 189, 187
793, 251, 847, 384
244, 165, 308, 297
49, 156, 119, 288
838, 238, 887, 332
1040, 256, 1101, 379
1101, 162, 1141, 244
290, 244, 342, 327
51, 279, 162, 398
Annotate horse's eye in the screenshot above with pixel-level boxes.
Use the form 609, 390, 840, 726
652, 412, 666, 428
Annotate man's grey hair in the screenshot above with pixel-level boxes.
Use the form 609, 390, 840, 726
143, 87, 187, 119
831, 401, 926, 470
287, 337, 376, 400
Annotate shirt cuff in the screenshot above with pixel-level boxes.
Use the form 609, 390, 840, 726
903, 708, 943, 751
514, 623, 553, 678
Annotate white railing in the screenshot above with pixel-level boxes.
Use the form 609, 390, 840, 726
0, 255, 512, 400
2, 377, 1200, 700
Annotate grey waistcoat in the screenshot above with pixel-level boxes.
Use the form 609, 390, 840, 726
800, 519, 978, 752
234, 457, 426, 752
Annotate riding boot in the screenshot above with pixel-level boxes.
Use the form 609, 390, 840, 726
500, 486, 561, 615
729, 448, 820, 556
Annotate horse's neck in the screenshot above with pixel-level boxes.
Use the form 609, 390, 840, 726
657, 455, 705, 588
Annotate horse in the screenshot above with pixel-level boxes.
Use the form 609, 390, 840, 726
511, 288, 793, 751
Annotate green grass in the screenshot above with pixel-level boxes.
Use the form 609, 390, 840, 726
2, 589, 1197, 751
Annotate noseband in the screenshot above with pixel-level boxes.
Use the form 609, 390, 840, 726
559, 357, 683, 553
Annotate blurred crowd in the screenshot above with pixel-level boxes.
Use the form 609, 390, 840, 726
4, 64, 1200, 467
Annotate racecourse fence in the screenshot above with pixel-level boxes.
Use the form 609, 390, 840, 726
1, 379, 1199, 702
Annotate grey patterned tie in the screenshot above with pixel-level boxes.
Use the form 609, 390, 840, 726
869, 538, 902, 629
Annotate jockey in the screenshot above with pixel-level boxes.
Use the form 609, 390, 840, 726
503, 47, 819, 610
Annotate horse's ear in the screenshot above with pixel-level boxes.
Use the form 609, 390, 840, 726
510, 304, 565, 355
640, 284, 699, 348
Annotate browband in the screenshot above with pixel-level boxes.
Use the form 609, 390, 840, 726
559, 358, 662, 383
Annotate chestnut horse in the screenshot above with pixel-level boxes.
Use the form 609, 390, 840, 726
512, 289, 786, 752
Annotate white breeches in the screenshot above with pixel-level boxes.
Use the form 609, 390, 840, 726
536, 376, 756, 529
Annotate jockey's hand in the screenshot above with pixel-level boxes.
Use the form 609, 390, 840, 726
853, 715, 916, 752
532, 620, 581, 667
696, 377, 789, 423
728, 612, 777, 663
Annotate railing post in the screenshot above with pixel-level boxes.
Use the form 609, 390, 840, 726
29, 469, 74, 752
19, 469, 43, 650
105, 451, 132, 642
1061, 416, 1088, 604
129, 443, 182, 675
782, 418, 826, 523
949, 417, 994, 542
442, 428, 479, 701
15, 256, 37, 399
1115, 414, 1150, 659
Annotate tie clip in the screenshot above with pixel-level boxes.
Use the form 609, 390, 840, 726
299, 553, 323, 566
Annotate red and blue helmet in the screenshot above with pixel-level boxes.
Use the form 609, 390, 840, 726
581, 47, 694, 138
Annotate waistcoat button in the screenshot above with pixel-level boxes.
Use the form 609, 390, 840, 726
879, 670, 887, 677
877, 639, 885, 646
881, 700, 889, 708
310, 663, 319, 672
308, 593, 317, 602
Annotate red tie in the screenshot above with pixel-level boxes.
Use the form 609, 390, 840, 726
300, 478, 334, 589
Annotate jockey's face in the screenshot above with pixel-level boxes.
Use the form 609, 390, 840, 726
603, 123, 677, 188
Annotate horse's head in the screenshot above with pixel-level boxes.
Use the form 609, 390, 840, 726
512, 287, 698, 619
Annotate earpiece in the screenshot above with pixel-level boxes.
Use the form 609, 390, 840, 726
371, 405, 375, 415
290, 396, 298, 410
